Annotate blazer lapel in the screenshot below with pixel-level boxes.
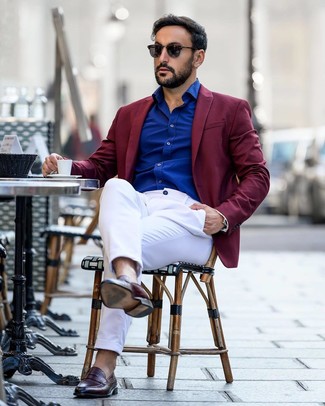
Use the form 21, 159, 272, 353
125, 97, 153, 179
191, 85, 213, 163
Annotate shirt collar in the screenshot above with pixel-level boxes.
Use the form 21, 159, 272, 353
152, 79, 201, 104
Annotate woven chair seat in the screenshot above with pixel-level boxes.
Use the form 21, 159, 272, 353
41, 224, 101, 240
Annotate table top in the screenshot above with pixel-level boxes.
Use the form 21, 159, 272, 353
0, 176, 100, 191
0, 178, 80, 197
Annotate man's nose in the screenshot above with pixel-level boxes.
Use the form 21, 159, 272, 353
158, 47, 169, 62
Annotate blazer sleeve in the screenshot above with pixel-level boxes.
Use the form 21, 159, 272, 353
215, 99, 270, 233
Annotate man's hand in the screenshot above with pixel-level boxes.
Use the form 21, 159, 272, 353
42, 153, 64, 177
190, 203, 225, 235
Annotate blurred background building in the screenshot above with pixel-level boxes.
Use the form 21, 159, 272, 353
1, 0, 325, 139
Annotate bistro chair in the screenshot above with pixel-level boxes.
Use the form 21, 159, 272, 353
40, 220, 102, 316
57, 191, 101, 285
80, 247, 233, 391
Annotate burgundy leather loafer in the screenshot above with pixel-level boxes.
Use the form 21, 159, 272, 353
73, 367, 118, 398
100, 278, 153, 318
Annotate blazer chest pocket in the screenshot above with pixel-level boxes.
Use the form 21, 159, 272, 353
204, 121, 224, 130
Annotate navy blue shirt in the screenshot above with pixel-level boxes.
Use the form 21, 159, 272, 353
133, 80, 201, 201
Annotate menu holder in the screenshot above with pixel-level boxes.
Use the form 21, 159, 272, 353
0, 134, 23, 154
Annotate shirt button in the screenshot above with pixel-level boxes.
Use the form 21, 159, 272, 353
163, 190, 168, 195
158, 180, 162, 183
157, 163, 161, 167
166, 141, 171, 145
170, 124, 174, 128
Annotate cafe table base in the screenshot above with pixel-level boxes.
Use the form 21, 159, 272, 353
5, 381, 61, 406
0, 180, 81, 386
25, 310, 79, 337
1, 325, 77, 356
2, 352, 79, 385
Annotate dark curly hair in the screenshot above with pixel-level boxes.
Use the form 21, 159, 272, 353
151, 14, 207, 51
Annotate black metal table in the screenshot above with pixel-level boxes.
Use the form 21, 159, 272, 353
0, 179, 81, 385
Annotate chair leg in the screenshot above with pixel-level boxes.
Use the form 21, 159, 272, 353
146, 276, 163, 377
166, 271, 183, 391
58, 215, 75, 285
0, 260, 7, 330
81, 270, 102, 379
40, 235, 61, 315
206, 276, 233, 383
0, 260, 12, 323
59, 236, 74, 285
0, 303, 6, 332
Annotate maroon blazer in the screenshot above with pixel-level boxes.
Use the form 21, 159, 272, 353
72, 85, 270, 268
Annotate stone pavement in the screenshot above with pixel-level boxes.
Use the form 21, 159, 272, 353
5, 226, 325, 405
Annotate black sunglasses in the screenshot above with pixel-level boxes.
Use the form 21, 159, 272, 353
147, 43, 197, 58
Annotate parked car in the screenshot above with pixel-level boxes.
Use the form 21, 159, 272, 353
262, 128, 314, 214
284, 127, 325, 222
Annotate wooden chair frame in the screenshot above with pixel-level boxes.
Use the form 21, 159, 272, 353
40, 221, 102, 315
0, 243, 12, 330
81, 248, 233, 391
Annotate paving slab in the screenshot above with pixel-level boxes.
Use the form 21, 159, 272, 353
212, 368, 325, 381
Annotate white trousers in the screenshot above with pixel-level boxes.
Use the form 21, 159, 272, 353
95, 178, 213, 354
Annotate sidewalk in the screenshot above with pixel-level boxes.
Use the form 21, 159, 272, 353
6, 238, 325, 405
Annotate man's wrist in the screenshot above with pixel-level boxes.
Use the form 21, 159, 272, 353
216, 210, 228, 232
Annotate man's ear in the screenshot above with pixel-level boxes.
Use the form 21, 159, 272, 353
194, 49, 205, 68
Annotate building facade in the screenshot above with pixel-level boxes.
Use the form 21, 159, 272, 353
0, 0, 324, 142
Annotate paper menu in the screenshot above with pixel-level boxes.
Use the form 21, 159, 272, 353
0, 134, 23, 153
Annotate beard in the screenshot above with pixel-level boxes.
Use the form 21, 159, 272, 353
155, 59, 194, 89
